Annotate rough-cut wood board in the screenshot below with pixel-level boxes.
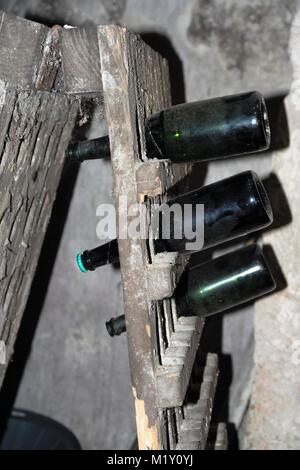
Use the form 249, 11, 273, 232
0, 12, 62, 92
0, 12, 49, 88
61, 27, 102, 94
98, 25, 191, 449
156, 316, 204, 407
0, 84, 78, 387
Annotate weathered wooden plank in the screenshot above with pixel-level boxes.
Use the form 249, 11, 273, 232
0, 12, 49, 88
155, 315, 204, 408
34, 25, 62, 92
97, 25, 191, 449
175, 353, 219, 450
0, 84, 78, 387
61, 26, 102, 94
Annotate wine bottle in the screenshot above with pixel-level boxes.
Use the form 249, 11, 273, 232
76, 171, 273, 272
176, 244, 276, 317
105, 244, 276, 337
76, 239, 119, 273
67, 91, 270, 163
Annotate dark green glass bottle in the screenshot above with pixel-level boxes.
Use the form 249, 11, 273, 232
175, 244, 276, 318
146, 91, 270, 162
76, 171, 273, 272
104, 244, 276, 337
67, 91, 270, 163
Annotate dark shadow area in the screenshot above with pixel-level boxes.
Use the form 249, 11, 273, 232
265, 94, 290, 152
206, 422, 238, 450
0, 408, 81, 450
185, 346, 239, 449
140, 32, 185, 106
263, 244, 287, 293
166, 162, 208, 201
262, 172, 292, 231
25, 12, 66, 28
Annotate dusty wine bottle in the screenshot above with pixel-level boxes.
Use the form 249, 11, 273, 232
76, 171, 273, 272
105, 244, 276, 336
175, 244, 276, 317
67, 91, 270, 163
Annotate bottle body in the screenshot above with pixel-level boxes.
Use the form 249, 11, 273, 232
76, 171, 273, 272
176, 244, 276, 318
145, 91, 270, 162
153, 170, 273, 254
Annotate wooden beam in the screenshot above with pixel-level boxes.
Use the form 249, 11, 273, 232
0, 84, 78, 388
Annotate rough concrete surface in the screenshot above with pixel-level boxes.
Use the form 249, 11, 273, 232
0, 0, 298, 449
244, 10, 300, 449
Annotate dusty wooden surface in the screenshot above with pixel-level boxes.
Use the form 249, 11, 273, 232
0, 84, 78, 387
98, 25, 193, 449
0, 12, 78, 390
61, 26, 102, 94
0, 12, 48, 89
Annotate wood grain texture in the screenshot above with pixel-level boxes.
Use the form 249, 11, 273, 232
0, 84, 78, 387
0, 12, 49, 88
61, 26, 102, 94
156, 316, 204, 407
34, 25, 62, 92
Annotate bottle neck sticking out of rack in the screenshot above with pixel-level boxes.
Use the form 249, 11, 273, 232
67, 91, 270, 164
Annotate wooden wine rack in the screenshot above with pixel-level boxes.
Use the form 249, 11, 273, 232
0, 12, 227, 450
93, 25, 226, 450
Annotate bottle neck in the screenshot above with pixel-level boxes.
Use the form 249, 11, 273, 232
67, 135, 110, 163
77, 239, 119, 272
